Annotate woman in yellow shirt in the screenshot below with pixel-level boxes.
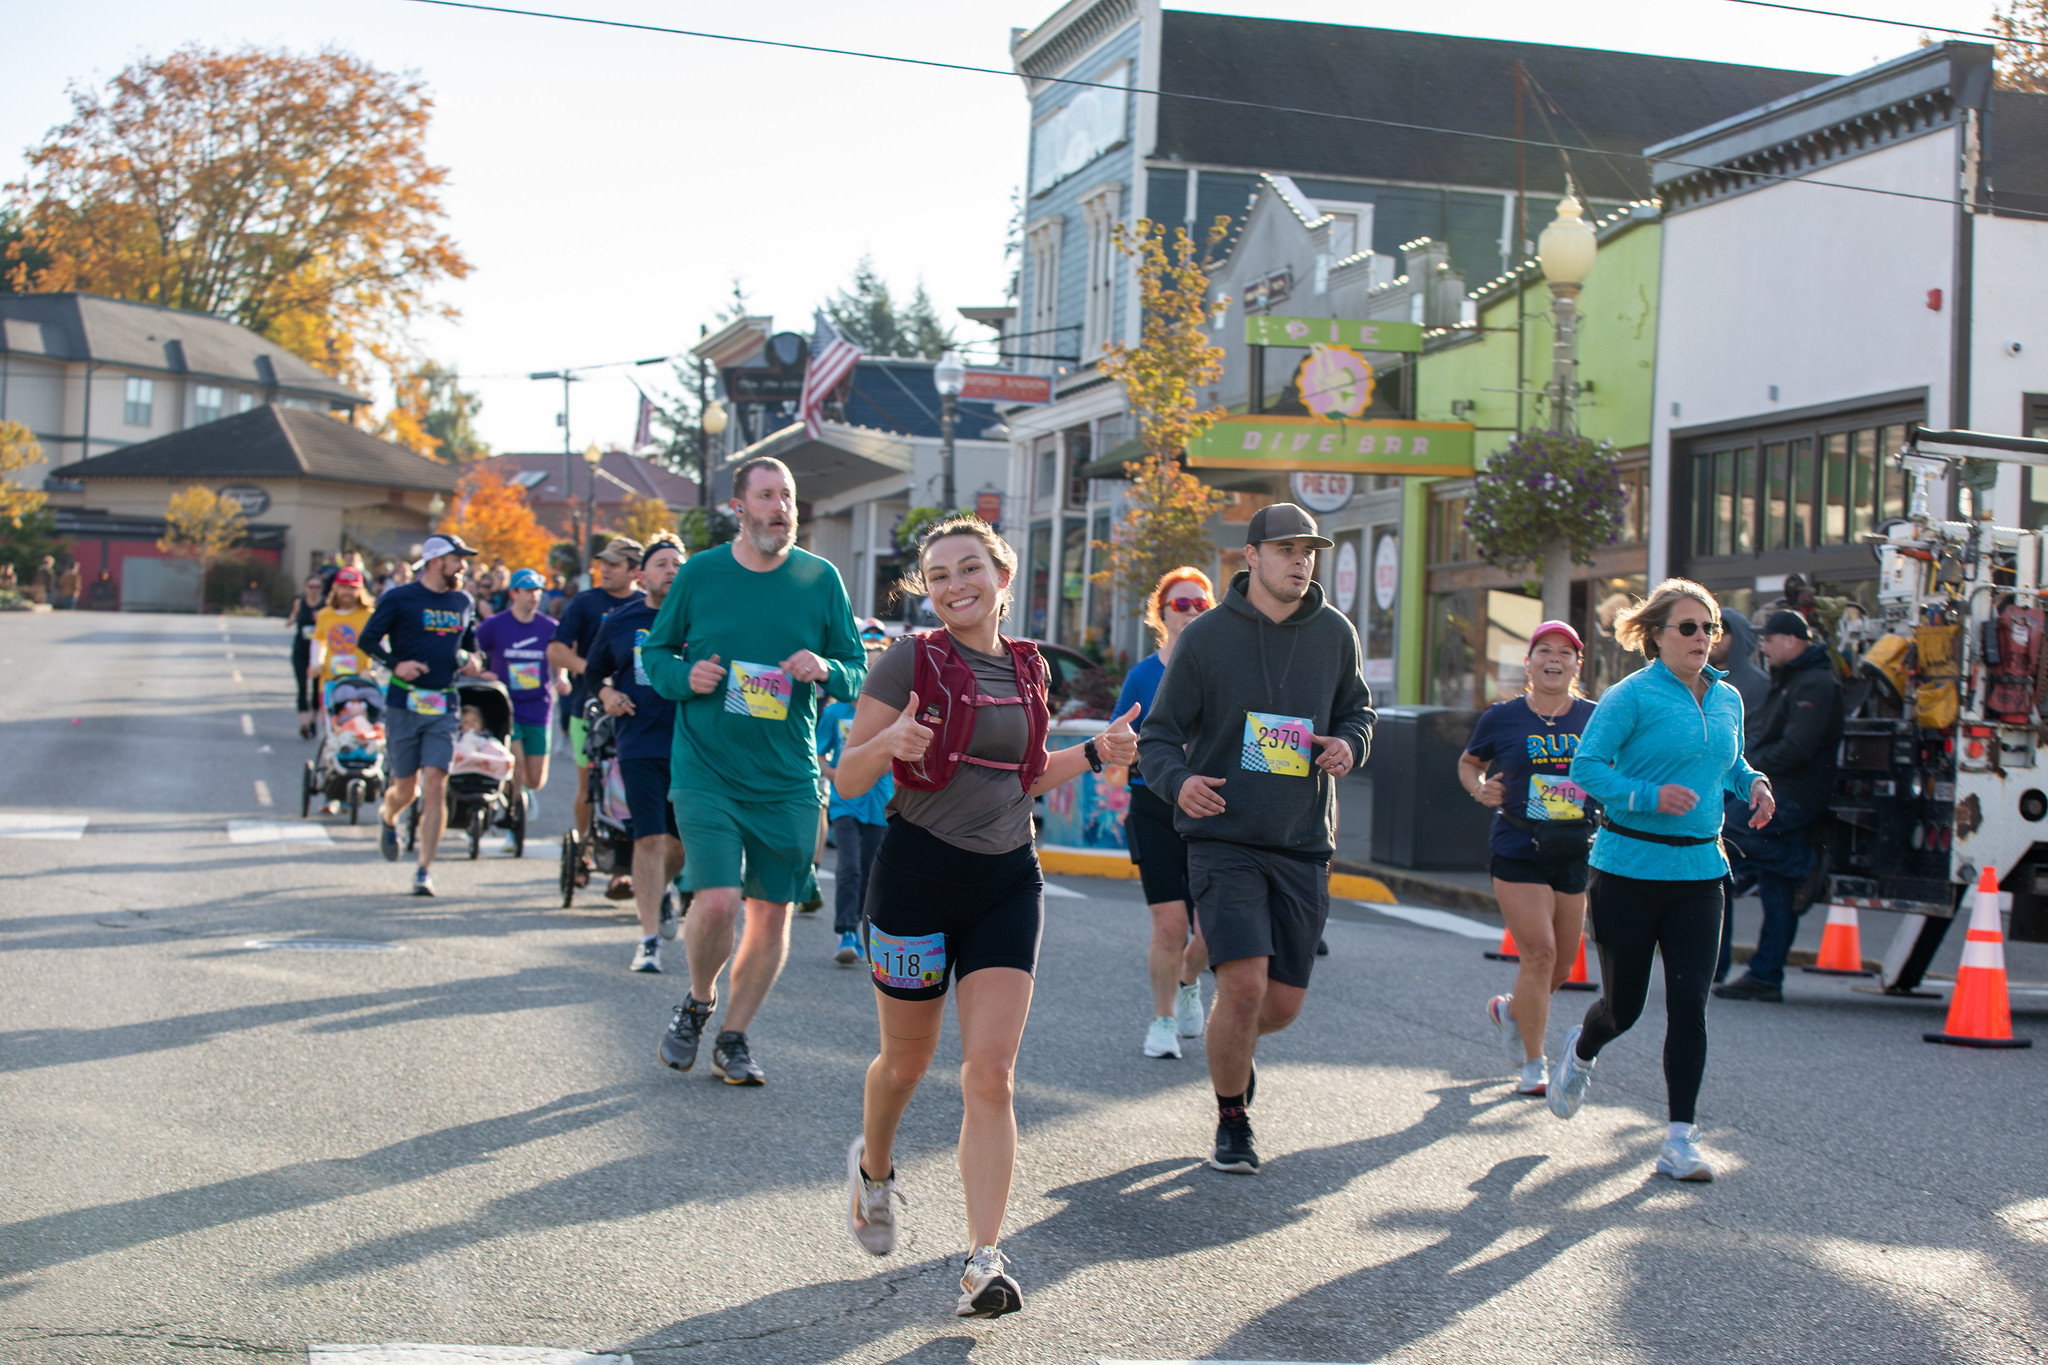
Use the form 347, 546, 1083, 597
309, 566, 376, 692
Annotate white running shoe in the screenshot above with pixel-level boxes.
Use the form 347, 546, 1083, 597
1143, 1015, 1182, 1059
1513, 1058, 1549, 1096
1548, 1025, 1596, 1120
845, 1136, 900, 1254
956, 1245, 1022, 1318
1656, 1126, 1716, 1181
1174, 980, 1206, 1038
629, 939, 661, 974
1487, 993, 1525, 1071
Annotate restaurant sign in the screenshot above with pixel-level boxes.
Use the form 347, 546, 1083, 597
1245, 316, 1425, 353
1186, 416, 1474, 475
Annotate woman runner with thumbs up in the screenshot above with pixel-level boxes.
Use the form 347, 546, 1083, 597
830, 516, 1138, 1321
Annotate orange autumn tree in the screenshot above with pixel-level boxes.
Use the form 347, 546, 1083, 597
1092, 216, 1231, 608
437, 465, 552, 571
2, 44, 469, 393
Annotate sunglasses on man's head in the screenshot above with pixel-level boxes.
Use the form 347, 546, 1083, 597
1662, 619, 1724, 638
1166, 596, 1211, 614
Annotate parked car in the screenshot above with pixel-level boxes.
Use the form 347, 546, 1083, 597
1028, 639, 1113, 719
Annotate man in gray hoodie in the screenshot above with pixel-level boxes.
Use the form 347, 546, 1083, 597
1138, 503, 1376, 1174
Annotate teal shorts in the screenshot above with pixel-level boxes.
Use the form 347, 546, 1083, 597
674, 789, 820, 904
511, 720, 551, 757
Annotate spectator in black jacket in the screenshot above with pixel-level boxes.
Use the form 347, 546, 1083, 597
1714, 611, 1844, 1001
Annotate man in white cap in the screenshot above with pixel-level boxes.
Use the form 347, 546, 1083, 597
360, 533, 484, 895
1137, 503, 1375, 1174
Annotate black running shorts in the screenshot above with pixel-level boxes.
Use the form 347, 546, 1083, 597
861, 817, 1043, 1001
1124, 784, 1192, 910
1188, 840, 1330, 989
1491, 852, 1591, 895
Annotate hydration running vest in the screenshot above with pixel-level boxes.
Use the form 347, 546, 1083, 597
892, 629, 1051, 793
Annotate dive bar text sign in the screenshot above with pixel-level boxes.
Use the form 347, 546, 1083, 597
1186, 416, 1475, 475
959, 369, 1053, 405
1245, 316, 1425, 353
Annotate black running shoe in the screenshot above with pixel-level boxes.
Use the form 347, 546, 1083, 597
711, 1030, 766, 1086
1210, 1110, 1259, 1174
658, 995, 716, 1072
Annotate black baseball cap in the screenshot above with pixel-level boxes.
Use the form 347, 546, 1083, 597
1760, 609, 1812, 640
1246, 502, 1334, 549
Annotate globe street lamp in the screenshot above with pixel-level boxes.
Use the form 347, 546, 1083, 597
1536, 188, 1597, 436
934, 351, 965, 513
699, 396, 729, 519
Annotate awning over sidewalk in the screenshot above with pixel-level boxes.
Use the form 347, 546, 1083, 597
726, 422, 912, 502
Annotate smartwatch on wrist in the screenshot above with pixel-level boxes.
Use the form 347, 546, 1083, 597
1083, 738, 1104, 773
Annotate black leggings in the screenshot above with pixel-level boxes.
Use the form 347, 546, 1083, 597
292, 649, 315, 713
1576, 871, 1724, 1124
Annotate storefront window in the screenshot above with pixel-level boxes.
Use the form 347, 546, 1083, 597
1059, 519, 1087, 642
1586, 574, 1649, 697
1087, 511, 1113, 644
2023, 397, 2048, 530
1026, 521, 1051, 637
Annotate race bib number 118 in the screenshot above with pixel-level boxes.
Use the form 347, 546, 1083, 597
1242, 710, 1314, 776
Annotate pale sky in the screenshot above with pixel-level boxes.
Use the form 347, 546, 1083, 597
2, 0, 2004, 457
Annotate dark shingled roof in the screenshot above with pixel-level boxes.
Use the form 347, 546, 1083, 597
0, 293, 367, 406
1154, 12, 1830, 203
60, 405, 460, 493
1988, 88, 2048, 220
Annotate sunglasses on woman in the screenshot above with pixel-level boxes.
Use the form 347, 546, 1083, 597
1166, 596, 1211, 614
1661, 619, 1724, 638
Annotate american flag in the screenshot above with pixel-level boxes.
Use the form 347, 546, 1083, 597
798, 310, 862, 440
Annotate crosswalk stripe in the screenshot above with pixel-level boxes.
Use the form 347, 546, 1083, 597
0, 813, 90, 840
1359, 901, 1502, 941
254, 780, 273, 807
227, 820, 331, 845
310, 1347, 630, 1364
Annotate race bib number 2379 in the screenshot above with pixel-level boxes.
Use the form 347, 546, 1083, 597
1241, 710, 1314, 776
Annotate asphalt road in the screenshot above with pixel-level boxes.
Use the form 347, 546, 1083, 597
2, 611, 2044, 1365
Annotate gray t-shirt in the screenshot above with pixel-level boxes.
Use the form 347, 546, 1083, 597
862, 634, 1035, 854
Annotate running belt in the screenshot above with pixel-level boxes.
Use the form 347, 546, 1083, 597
1597, 813, 1719, 847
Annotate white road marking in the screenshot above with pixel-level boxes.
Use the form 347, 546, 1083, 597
241, 713, 255, 736
232, 669, 244, 683
1042, 880, 1087, 899
1358, 901, 1502, 941
0, 813, 90, 840
228, 819, 329, 844
226, 650, 235, 658
1103, 1360, 1362, 1364
311, 1347, 630, 1364
245, 939, 402, 953
253, 780, 273, 807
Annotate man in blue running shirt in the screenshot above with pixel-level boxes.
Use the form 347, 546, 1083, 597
360, 533, 483, 896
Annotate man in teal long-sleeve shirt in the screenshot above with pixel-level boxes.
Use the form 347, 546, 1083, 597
642, 457, 867, 1086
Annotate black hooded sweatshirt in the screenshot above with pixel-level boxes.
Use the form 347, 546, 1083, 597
1137, 570, 1375, 859
1747, 642, 1843, 818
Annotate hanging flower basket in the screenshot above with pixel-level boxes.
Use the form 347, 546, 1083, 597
1464, 430, 1628, 573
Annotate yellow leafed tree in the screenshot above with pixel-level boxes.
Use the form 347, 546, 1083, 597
1996, 1, 2048, 90
0, 421, 47, 527
158, 486, 247, 573
438, 464, 552, 571
1092, 217, 1231, 607
611, 491, 677, 548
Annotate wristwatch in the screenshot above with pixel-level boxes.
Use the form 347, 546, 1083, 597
1083, 739, 1104, 774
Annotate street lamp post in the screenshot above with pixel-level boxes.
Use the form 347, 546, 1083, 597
934, 351, 965, 513
699, 384, 729, 526
1533, 185, 1599, 621
582, 442, 604, 586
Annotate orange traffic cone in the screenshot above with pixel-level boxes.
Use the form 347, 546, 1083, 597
1559, 933, 1598, 992
1925, 867, 2033, 1049
1802, 903, 1874, 976
1484, 925, 1520, 962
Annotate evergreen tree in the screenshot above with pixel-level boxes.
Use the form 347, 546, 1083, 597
823, 257, 954, 358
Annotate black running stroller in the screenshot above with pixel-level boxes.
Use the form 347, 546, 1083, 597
404, 678, 528, 859
559, 697, 635, 906
301, 676, 387, 824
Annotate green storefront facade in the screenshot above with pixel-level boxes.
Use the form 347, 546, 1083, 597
1397, 208, 1660, 706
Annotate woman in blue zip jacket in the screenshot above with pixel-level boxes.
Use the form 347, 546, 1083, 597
1549, 579, 1774, 1182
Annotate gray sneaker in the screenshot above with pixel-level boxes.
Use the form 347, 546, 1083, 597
1174, 980, 1205, 1038
711, 1030, 765, 1086
1547, 1025, 1596, 1120
1488, 993, 1525, 1070
1656, 1126, 1716, 1181
658, 995, 715, 1072
956, 1244, 1022, 1318
845, 1136, 900, 1255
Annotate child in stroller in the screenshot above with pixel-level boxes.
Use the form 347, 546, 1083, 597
404, 678, 528, 859
301, 677, 387, 824
559, 697, 636, 908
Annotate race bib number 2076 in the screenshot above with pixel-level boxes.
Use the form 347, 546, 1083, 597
725, 661, 793, 721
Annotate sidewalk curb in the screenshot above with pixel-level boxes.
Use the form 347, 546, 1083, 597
1039, 847, 1396, 904
1332, 858, 1499, 914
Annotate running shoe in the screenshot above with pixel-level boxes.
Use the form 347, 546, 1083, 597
1513, 1058, 1549, 1097
1712, 973, 1783, 1002
1210, 1109, 1259, 1174
1143, 1015, 1182, 1059
1174, 980, 1205, 1038
711, 1030, 765, 1086
956, 1245, 1022, 1318
658, 995, 716, 1072
605, 875, 635, 901
657, 890, 679, 942
380, 820, 400, 862
1656, 1126, 1716, 1182
630, 938, 661, 974
1488, 993, 1526, 1071
845, 1136, 900, 1255
834, 930, 861, 965
412, 867, 434, 897
1547, 1025, 1595, 1120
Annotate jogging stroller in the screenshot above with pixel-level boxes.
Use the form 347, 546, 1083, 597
301, 676, 387, 824
403, 678, 528, 859
559, 697, 635, 907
